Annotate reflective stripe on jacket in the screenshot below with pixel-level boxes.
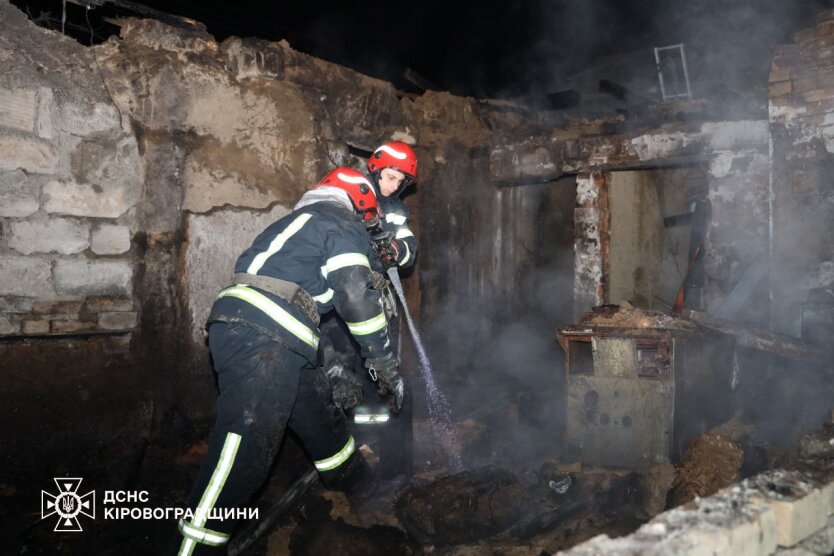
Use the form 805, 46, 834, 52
208, 201, 392, 361
379, 195, 417, 269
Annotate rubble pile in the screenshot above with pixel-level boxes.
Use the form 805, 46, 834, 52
394, 467, 524, 545
559, 423, 834, 555
670, 431, 744, 506
579, 302, 696, 330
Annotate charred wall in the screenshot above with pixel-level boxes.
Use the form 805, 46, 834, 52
0, 1, 146, 477
492, 117, 771, 324
769, 10, 834, 337
3, 0, 834, 485
0, 0, 565, 476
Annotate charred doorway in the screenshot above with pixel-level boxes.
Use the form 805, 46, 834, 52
606, 168, 707, 312
415, 172, 576, 469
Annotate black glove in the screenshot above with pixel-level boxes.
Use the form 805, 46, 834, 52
365, 353, 404, 412
370, 271, 397, 320
321, 345, 363, 410
370, 271, 388, 291
370, 230, 401, 270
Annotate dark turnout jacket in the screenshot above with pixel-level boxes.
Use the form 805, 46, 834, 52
208, 188, 392, 364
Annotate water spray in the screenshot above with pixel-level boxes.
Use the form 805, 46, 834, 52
387, 267, 463, 471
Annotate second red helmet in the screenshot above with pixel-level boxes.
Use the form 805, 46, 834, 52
367, 141, 417, 180
316, 167, 379, 221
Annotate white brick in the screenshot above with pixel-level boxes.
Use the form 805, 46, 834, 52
54, 259, 132, 296
8, 218, 89, 255
91, 225, 130, 255
55, 100, 121, 136
675, 510, 776, 556
36, 87, 54, 139
661, 526, 730, 556
774, 491, 828, 547
98, 311, 137, 330
0, 170, 40, 217
71, 137, 142, 190
0, 88, 37, 133
21, 319, 49, 335
800, 514, 834, 555
0, 135, 58, 174
820, 481, 834, 517
631, 490, 778, 556
0, 315, 20, 335
84, 296, 133, 312
31, 299, 84, 315
51, 317, 97, 334
0, 256, 54, 297
752, 484, 829, 547
0, 297, 33, 313
42, 180, 135, 218
557, 533, 653, 555
727, 506, 779, 556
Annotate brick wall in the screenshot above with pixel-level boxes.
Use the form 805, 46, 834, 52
769, 9, 834, 335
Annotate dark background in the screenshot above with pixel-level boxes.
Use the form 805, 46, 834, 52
10, 0, 834, 98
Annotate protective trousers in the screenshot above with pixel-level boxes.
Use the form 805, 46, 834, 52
319, 312, 414, 479
175, 322, 359, 555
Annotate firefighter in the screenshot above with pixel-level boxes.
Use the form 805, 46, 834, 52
366, 140, 419, 270
319, 141, 419, 478
175, 168, 403, 555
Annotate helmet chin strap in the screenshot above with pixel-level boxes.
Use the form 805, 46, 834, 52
371, 169, 411, 198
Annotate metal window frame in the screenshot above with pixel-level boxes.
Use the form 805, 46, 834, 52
654, 43, 692, 100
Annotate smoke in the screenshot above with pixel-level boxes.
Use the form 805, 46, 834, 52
412, 180, 576, 469
415, 286, 570, 469
439, 0, 829, 99
646, 0, 825, 97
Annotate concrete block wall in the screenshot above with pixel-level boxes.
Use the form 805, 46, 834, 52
0, 2, 158, 477
0, 0, 563, 435
0, 80, 140, 341
559, 426, 834, 556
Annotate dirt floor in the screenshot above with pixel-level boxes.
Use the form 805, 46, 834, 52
0, 333, 815, 556
0, 422, 765, 556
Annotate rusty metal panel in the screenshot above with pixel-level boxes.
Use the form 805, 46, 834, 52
565, 375, 673, 469
592, 337, 636, 377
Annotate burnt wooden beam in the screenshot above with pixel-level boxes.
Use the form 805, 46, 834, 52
663, 212, 693, 228
593, 153, 714, 173
682, 309, 827, 364
492, 153, 714, 188
404, 68, 437, 92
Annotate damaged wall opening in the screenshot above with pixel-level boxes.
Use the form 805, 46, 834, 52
607, 168, 707, 312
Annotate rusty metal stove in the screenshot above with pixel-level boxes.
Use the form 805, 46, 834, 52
557, 323, 735, 469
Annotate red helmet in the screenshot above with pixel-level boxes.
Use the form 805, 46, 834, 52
367, 141, 418, 181
316, 167, 379, 221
